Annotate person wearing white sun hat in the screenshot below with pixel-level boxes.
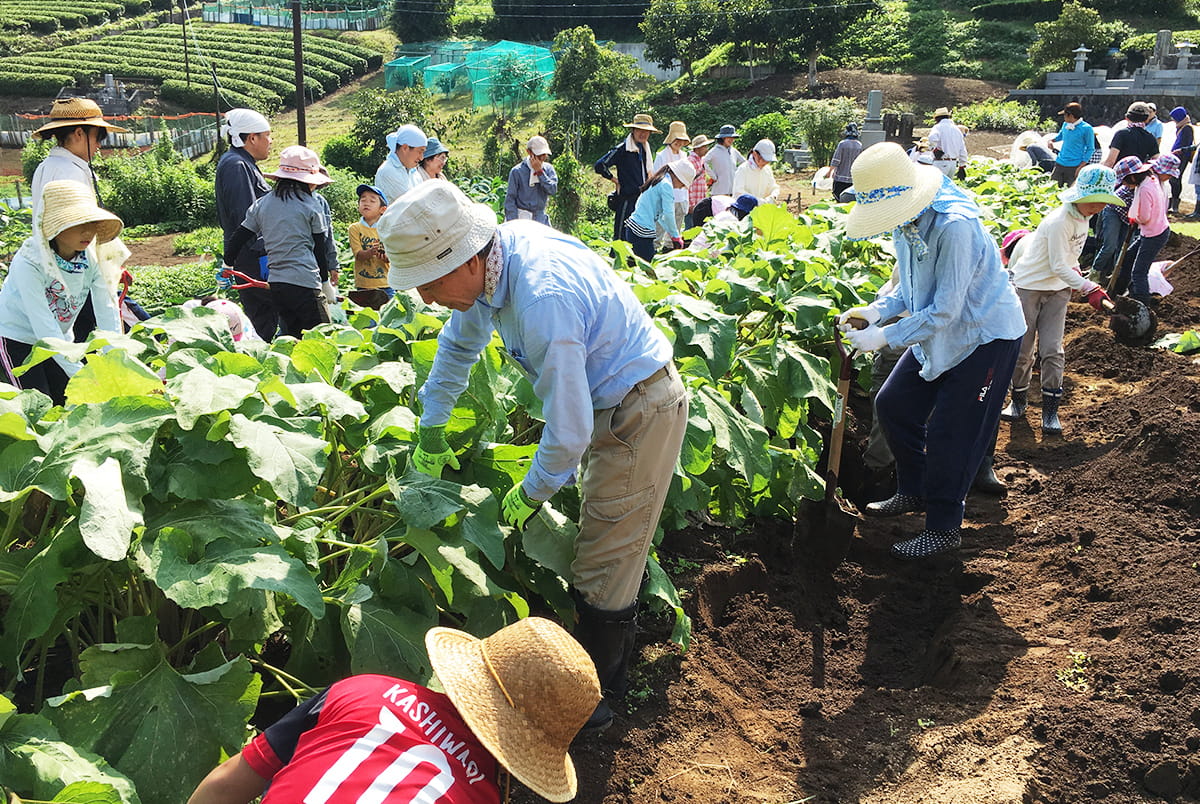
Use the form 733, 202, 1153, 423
836, 142, 1025, 560
186, 617, 601, 804
623, 158, 696, 260
379, 180, 687, 734
732, 138, 779, 203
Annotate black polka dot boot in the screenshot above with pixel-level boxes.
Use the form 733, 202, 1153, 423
864, 493, 925, 518
890, 528, 962, 560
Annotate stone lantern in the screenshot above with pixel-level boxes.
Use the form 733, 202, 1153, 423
1073, 44, 1091, 73
1177, 41, 1195, 69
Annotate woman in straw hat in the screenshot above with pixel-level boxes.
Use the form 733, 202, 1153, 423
186, 617, 601, 804
836, 142, 1025, 559
684, 133, 713, 225
0, 180, 124, 405
225, 145, 337, 339
30, 97, 131, 217
652, 121, 691, 241
594, 113, 659, 239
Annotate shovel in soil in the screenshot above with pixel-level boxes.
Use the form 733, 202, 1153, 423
1101, 225, 1157, 346
797, 321, 862, 569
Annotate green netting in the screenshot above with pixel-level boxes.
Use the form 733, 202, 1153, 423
423, 61, 468, 97
384, 55, 430, 90
463, 41, 554, 112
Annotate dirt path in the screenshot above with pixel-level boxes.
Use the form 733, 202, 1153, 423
527, 235, 1200, 804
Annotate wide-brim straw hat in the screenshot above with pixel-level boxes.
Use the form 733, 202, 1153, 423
427, 618, 601, 803
379, 180, 497, 291
39, 180, 123, 243
845, 142, 943, 240
264, 145, 334, 186
35, 97, 131, 137
933, 106, 952, 119
663, 120, 690, 145
623, 113, 660, 132
689, 133, 714, 149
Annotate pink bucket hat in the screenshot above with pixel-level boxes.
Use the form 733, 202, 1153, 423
264, 145, 333, 186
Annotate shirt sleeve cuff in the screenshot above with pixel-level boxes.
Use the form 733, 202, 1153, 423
242, 734, 284, 780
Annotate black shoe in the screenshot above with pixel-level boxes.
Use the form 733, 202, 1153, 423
973, 459, 1007, 496
891, 528, 962, 559
865, 493, 924, 517
577, 699, 614, 736
1041, 392, 1063, 435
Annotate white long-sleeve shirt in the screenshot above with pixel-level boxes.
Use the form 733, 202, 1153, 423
31, 148, 96, 217
928, 118, 968, 167
1008, 203, 1091, 292
732, 159, 779, 203
704, 144, 745, 196
653, 145, 688, 204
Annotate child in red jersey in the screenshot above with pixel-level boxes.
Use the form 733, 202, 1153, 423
187, 618, 600, 804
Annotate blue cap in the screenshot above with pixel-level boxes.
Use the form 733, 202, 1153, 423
717, 124, 737, 139
730, 193, 759, 214
356, 183, 388, 205
1171, 106, 1189, 122
423, 137, 449, 159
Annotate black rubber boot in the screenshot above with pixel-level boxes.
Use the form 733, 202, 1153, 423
865, 493, 925, 517
1042, 391, 1063, 435
571, 588, 638, 735
999, 387, 1028, 421
972, 423, 1006, 496
891, 528, 962, 559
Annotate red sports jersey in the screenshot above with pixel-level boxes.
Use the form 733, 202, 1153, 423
242, 674, 500, 804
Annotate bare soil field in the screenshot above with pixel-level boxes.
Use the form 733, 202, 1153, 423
526, 233, 1200, 804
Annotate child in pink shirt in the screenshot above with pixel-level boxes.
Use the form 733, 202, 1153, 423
1116, 153, 1177, 305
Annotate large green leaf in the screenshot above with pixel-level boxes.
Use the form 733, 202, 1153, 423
165, 366, 258, 430
73, 457, 141, 561
341, 596, 435, 683
227, 412, 329, 505
64, 351, 164, 406
0, 709, 140, 804
692, 385, 771, 490
135, 527, 324, 618
288, 339, 339, 383
0, 439, 44, 502
521, 505, 578, 578
663, 294, 737, 380
34, 397, 173, 501
45, 653, 259, 804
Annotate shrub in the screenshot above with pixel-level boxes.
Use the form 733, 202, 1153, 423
322, 134, 377, 180
738, 112, 796, 153
317, 166, 366, 225
971, 0, 1062, 21
1028, 3, 1132, 77
789, 97, 862, 167
21, 136, 51, 184
172, 227, 223, 257
647, 97, 788, 146
97, 132, 216, 227
549, 149, 587, 235
952, 98, 1051, 132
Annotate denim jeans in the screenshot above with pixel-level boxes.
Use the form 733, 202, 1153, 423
1116, 228, 1169, 297
1091, 205, 1129, 279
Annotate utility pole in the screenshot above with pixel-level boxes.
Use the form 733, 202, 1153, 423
292, 0, 306, 146
181, 0, 190, 87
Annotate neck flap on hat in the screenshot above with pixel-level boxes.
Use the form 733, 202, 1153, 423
484, 232, 504, 303
895, 176, 980, 260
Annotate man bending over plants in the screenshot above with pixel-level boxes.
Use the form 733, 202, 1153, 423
379, 181, 688, 734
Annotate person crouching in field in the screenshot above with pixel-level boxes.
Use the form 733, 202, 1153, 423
1000, 165, 1124, 434
0, 181, 123, 405
225, 146, 336, 338
186, 618, 600, 804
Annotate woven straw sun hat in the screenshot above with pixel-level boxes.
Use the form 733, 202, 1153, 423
378, 180, 497, 291
933, 106, 952, 119
844, 142, 943, 241
35, 97, 131, 137
39, 180, 123, 243
263, 145, 334, 186
663, 120, 690, 145
623, 113, 660, 133
689, 133, 714, 149
426, 617, 601, 803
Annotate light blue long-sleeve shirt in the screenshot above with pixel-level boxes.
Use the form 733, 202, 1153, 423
626, 179, 679, 239
418, 220, 673, 500
869, 193, 1025, 380
1051, 120, 1095, 167
375, 154, 417, 205
503, 160, 558, 225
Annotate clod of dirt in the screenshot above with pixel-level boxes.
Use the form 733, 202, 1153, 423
1143, 760, 1183, 796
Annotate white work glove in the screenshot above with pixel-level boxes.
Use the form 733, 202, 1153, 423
840, 323, 889, 352
321, 279, 338, 304
1078, 279, 1101, 295
837, 306, 881, 327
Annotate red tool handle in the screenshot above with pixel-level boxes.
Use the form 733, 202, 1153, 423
221, 268, 268, 290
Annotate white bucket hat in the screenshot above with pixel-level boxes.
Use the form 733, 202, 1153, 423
263, 145, 333, 186
667, 159, 697, 186
845, 142, 943, 240
379, 181, 498, 291
752, 139, 777, 162
426, 617, 600, 803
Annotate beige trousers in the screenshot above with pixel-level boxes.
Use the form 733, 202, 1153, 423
1012, 287, 1071, 393
572, 364, 689, 611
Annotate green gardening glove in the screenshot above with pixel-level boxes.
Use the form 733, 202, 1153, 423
500, 483, 541, 531
411, 425, 460, 478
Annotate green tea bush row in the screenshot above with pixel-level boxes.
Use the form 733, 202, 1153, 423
126, 261, 219, 311
0, 69, 75, 95
161, 80, 271, 116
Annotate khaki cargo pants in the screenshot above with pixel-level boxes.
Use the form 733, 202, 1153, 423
572, 363, 689, 611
